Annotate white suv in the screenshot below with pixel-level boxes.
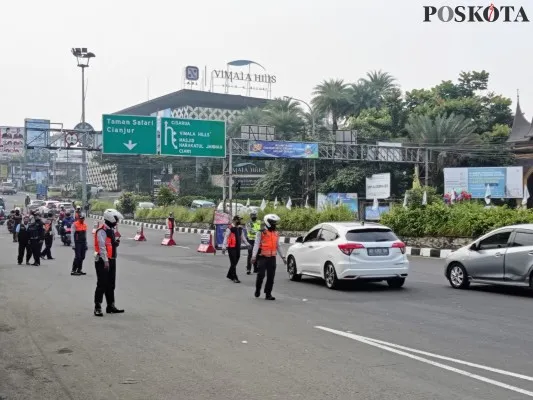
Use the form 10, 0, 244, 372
286, 222, 409, 289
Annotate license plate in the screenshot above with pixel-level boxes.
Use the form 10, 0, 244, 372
367, 248, 389, 256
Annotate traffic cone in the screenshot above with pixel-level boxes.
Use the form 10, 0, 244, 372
134, 224, 146, 241
161, 227, 176, 246
197, 232, 216, 254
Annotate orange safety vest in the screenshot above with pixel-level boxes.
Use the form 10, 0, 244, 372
227, 225, 237, 248
73, 220, 87, 242
94, 226, 115, 259
259, 229, 279, 257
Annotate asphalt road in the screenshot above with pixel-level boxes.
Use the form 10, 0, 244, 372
2, 195, 533, 399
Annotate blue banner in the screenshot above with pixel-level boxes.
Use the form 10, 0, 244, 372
467, 168, 506, 198
248, 140, 318, 159
326, 193, 359, 213
365, 206, 390, 221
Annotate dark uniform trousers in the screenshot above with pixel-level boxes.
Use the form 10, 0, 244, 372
226, 248, 240, 280
256, 256, 277, 295
30, 239, 42, 265
41, 235, 53, 259
73, 242, 87, 272
94, 258, 117, 305
246, 240, 258, 272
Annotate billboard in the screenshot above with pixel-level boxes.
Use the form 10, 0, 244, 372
365, 205, 390, 221
444, 167, 523, 198
366, 173, 391, 199
0, 126, 25, 158
318, 193, 359, 213
248, 140, 318, 159
24, 118, 51, 166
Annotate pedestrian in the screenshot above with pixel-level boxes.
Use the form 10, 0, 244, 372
222, 215, 250, 283
28, 212, 44, 266
24, 195, 30, 212
40, 212, 55, 260
93, 208, 124, 317
74, 206, 81, 221
12, 208, 22, 242
16, 215, 32, 265
245, 211, 261, 274
71, 212, 88, 276
252, 214, 286, 301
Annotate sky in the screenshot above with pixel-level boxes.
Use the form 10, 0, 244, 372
1, 0, 532, 130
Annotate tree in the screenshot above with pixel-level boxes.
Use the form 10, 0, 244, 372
117, 192, 136, 215
157, 186, 176, 206
311, 79, 350, 131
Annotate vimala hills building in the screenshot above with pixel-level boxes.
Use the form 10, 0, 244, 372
88, 89, 268, 191
507, 95, 533, 204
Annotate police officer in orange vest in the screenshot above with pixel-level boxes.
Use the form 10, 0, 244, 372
93, 209, 124, 317
71, 212, 88, 276
251, 214, 286, 300
222, 215, 250, 283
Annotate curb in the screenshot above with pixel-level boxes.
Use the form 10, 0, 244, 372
89, 214, 453, 259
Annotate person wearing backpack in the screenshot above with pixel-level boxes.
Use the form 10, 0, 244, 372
40, 212, 55, 260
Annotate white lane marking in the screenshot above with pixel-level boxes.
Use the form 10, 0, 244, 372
174, 245, 190, 249
358, 335, 533, 382
315, 326, 533, 398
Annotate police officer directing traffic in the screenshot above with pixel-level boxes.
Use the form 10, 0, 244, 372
71, 212, 88, 276
16, 215, 32, 265
245, 211, 261, 274
252, 214, 286, 301
93, 209, 124, 317
222, 215, 250, 283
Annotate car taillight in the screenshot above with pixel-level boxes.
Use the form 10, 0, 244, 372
338, 243, 364, 256
392, 241, 406, 254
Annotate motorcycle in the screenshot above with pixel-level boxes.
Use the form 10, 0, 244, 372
58, 220, 72, 246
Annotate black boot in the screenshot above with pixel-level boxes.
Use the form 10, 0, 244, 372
94, 305, 103, 317
265, 294, 276, 301
106, 304, 124, 314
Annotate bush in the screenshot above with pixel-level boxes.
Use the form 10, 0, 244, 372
157, 187, 177, 206
90, 200, 113, 212
135, 206, 214, 224
380, 201, 533, 238
133, 194, 152, 203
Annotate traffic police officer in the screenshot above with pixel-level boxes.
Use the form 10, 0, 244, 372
16, 215, 32, 265
222, 215, 250, 283
71, 212, 88, 275
252, 214, 286, 301
245, 211, 261, 274
93, 209, 124, 317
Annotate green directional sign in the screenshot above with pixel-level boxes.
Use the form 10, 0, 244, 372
102, 114, 157, 155
160, 117, 226, 158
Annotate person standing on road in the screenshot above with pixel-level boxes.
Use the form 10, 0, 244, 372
71, 212, 88, 276
12, 208, 22, 242
252, 214, 286, 301
75, 206, 82, 221
24, 195, 31, 212
27, 212, 44, 266
40, 212, 55, 260
222, 215, 250, 283
16, 215, 32, 265
93, 208, 124, 317
245, 211, 261, 274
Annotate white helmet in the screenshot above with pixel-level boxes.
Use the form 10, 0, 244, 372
264, 213, 280, 229
103, 208, 123, 225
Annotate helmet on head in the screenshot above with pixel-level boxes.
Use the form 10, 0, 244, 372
65, 212, 71, 217
76, 206, 81, 211
264, 214, 280, 229
250, 211, 257, 217
103, 208, 123, 227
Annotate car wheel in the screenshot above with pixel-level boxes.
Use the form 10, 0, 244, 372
324, 262, 339, 290
287, 256, 302, 282
387, 277, 405, 288
448, 262, 470, 289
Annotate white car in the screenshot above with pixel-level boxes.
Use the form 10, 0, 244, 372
286, 222, 409, 289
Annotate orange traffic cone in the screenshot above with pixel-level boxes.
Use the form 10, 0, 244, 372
197, 232, 216, 254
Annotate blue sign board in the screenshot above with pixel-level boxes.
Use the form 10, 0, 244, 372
248, 140, 319, 159
326, 193, 359, 213
467, 168, 506, 198
24, 118, 50, 166
365, 206, 390, 221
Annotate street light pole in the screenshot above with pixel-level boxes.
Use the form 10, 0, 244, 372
71, 47, 95, 207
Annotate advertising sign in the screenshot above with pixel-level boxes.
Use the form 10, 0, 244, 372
365, 205, 390, 221
366, 173, 391, 199
318, 193, 359, 213
0, 126, 25, 158
444, 167, 523, 198
25, 119, 50, 166
248, 140, 318, 159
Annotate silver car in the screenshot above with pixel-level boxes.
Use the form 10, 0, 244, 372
444, 224, 533, 290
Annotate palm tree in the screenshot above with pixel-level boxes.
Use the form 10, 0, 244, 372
406, 113, 481, 171
227, 107, 266, 137
311, 79, 350, 131
361, 70, 397, 95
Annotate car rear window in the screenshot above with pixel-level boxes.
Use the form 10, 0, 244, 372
345, 228, 398, 242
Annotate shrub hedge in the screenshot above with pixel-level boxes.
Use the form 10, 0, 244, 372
380, 201, 533, 238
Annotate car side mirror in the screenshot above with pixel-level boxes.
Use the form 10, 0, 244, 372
470, 243, 478, 251
295, 236, 303, 243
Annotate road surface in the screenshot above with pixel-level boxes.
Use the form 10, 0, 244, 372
2, 195, 533, 399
